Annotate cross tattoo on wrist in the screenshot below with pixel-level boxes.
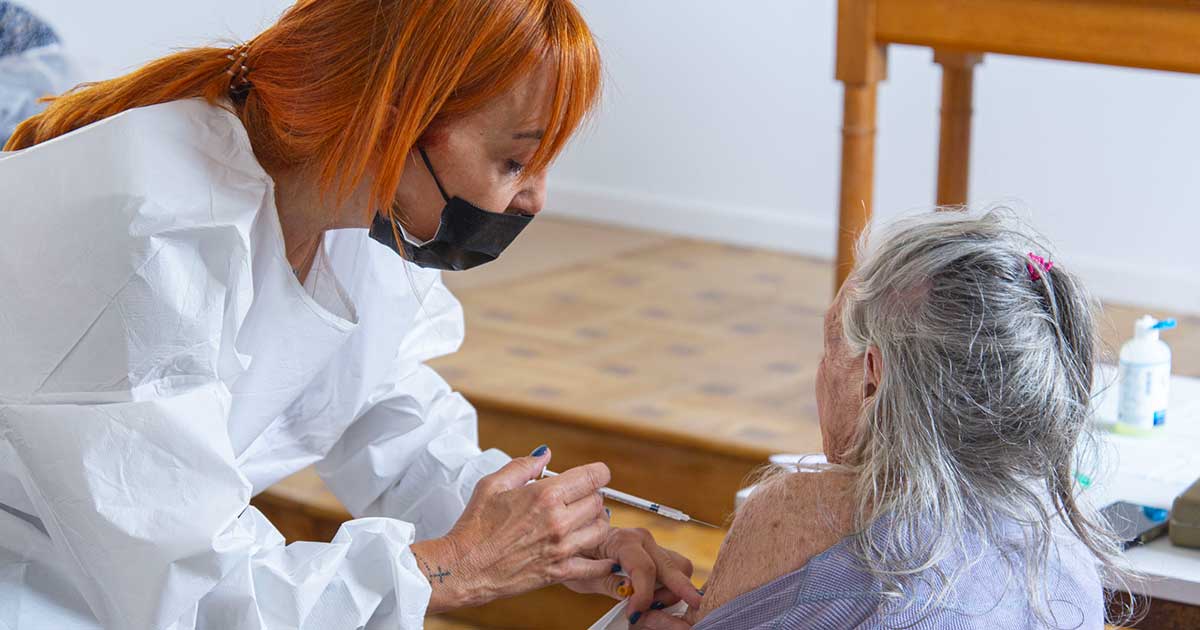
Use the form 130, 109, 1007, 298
422, 559, 452, 584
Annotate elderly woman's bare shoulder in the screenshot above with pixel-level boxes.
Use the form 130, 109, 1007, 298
695, 468, 856, 619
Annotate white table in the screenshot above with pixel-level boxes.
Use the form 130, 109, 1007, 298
1090, 366, 1200, 606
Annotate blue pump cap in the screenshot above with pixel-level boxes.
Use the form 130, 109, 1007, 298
1152, 319, 1178, 331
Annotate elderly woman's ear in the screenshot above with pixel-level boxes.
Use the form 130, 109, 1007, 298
862, 346, 882, 400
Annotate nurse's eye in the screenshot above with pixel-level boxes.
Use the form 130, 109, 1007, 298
505, 159, 525, 176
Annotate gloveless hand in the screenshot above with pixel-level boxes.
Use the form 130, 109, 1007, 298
412, 447, 616, 612
566, 525, 702, 623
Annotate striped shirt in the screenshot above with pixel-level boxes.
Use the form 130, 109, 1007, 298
694, 519, 1104, 630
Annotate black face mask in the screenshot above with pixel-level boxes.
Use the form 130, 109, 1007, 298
368, 147, 533, 271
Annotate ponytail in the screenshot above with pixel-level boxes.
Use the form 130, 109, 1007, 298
1041, 262, 1098, 406
5, 46, 241, 152
4, 0, 602, 215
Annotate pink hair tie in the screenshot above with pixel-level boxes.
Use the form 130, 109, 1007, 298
1027, 252, 1053, 281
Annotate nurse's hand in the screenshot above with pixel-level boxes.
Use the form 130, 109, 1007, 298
412, 447, 617, 612
632, 611, 694, 629
566, 526, 702, 620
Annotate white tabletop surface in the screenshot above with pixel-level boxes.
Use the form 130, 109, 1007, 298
1089, 365, 1200, 605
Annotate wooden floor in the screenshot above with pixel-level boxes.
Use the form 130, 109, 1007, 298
426, 617, 484, 630
255, 217, 1199, 629
439, 227, 831, 458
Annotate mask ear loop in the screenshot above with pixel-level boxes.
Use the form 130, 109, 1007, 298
408, 148, 450, 340
384, 147, 446, 247
417, 146, 452, 202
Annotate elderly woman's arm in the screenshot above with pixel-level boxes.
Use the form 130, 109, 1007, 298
689, 469, 855, 623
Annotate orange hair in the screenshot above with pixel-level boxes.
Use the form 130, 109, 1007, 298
5, 0, 601, 215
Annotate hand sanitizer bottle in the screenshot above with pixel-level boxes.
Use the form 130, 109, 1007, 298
1116, 316, 1177, 435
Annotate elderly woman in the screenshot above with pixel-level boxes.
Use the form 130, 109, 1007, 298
635, 211, 1127, 629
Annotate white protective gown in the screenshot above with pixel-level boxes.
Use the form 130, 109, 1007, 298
0, 98, 510, 629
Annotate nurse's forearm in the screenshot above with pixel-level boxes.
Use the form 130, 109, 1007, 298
412, 535, 490, 613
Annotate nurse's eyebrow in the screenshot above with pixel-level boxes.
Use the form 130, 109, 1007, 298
513, 129, 544, 140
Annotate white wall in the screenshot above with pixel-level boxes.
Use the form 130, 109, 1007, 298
33, 0, 291, 79
551, 1, 1200, 315
32, 0, 1200, 313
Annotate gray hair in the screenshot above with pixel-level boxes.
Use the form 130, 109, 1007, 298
838, 208, 1130, 625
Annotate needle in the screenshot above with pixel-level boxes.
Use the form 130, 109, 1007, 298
541, 469, 720, 528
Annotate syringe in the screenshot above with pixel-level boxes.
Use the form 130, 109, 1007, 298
541, 469, 719, 528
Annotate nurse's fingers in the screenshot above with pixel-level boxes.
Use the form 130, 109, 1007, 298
646, 543, 702, 610
537, 462, 611, 504
476, 446, 553, 493
559, 516, 610, 557
602, 527, 701, 612
633, 610, 693, 629
649, 586, 682, 609
609, 534, 657, 615
556, 556, 619, 583
560, 490, 606, 533
660, 547, 694, 578
589, 571, 628, 599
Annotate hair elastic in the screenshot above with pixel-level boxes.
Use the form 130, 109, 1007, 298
225, 45, 252, 94
1027, 252, 1053, 282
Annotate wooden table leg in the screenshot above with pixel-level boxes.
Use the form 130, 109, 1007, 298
835, 0, 887, 290
934, 51, 982, 207
836, 83, 880, 288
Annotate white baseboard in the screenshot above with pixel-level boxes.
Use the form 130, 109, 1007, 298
548, 181, 836, 259
1068, 254, 1199, 317
547, 181, 1199, 316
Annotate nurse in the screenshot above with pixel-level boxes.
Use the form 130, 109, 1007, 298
0, 1, 701, 628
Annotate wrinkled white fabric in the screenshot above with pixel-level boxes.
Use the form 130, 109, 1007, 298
0, 98, 509, 629
588, 600, 689, 630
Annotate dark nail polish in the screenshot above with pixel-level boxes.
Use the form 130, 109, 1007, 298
612, 563, 622, 573
530, 444, 548, 457
651, 601, 666, 610
605, 508, 612, 519
629, 611, 642, 624
697, 588, 705, 596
